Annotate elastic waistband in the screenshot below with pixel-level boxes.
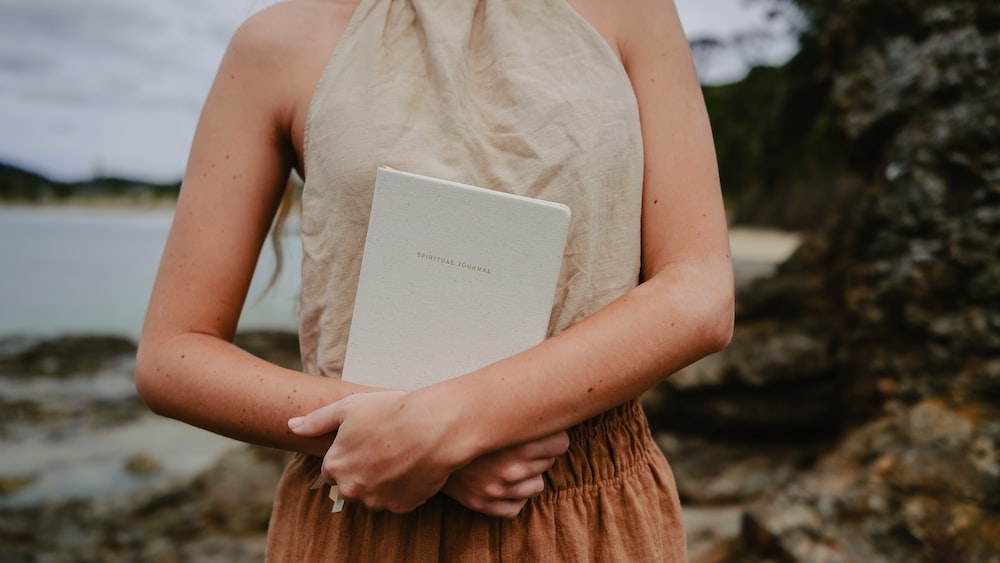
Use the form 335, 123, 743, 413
540, 398, 658, 498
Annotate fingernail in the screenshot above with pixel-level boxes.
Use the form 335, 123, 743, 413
288, 416, 304, 430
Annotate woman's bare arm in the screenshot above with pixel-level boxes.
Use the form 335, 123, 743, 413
463, 0, 735, 445
135, 5, 367, 458
461, 0, 736, 438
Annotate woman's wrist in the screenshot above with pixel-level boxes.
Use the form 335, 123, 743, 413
409, 380, 489, 470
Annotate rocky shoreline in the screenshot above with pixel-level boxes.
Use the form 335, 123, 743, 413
0, 332, 299, 562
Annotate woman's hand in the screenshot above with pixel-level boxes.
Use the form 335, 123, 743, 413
288, 389, 464, 514
442, 431, 569, 518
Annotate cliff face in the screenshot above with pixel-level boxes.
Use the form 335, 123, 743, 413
648, 0, 1000, 560
824, 0, 1000, 422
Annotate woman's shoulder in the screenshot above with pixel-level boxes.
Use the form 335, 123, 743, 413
221, 1, 359, 137
567, 0, 686, 63
229, 0, 356, 57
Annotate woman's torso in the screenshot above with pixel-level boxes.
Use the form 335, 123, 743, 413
264, 3, 687, 560
289, 0, 644, 377
282, 0, 626, 175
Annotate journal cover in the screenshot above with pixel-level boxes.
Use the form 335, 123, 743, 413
342, 167, 571, 390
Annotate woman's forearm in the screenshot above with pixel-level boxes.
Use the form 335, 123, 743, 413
422, 259, 734, 465
136, 331, 369, 458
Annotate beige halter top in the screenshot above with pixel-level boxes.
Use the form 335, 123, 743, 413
298, 0, 644, 378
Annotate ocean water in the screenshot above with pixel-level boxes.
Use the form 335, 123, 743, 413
0, 206, 301, 339
0, 207, 799, 339
0, 205, 300, 508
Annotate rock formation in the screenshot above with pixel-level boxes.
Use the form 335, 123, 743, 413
647, 0, 1000, 560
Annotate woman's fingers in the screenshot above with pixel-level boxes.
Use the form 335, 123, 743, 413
291, 397, 569, 515
468, 498, 530, 519
447, 473, 544, 518
500, 474, 546, 500
489, 431, 569, 484
300, 390, 452, 513
287, 399, 346, 437
442, 430, 570, 517
517, 430, 570, 461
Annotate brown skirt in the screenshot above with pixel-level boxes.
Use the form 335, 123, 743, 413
265, 399, 686, 561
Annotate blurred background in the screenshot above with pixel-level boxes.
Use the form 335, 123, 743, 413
1, 0, 997, 561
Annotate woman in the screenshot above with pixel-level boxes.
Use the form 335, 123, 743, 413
136, 0, 733, 560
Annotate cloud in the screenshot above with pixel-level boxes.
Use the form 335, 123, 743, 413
676, 0, 803, 84
0, 0, 261, 181
0, 0, 798, 182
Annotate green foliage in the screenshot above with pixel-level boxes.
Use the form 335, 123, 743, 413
788, 0, 835, 27
751, 0, 835, 33
0, 162, 180, 203
702, 21, 842, 225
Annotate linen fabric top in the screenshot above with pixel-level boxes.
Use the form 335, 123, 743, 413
270, 1, 688, 560
298, 0, 644, 379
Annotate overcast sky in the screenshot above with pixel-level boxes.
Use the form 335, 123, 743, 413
0, 0, 800, 183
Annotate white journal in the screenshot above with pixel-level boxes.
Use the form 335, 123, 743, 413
342, 167, 572, 390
